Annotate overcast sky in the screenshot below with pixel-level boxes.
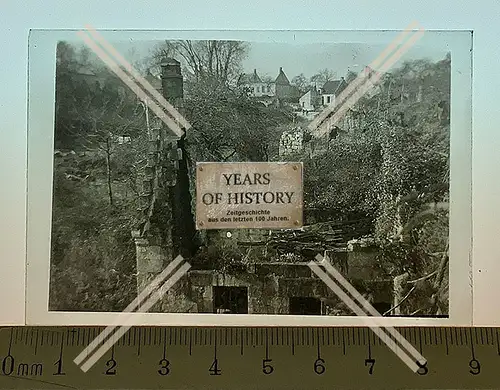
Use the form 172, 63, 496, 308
242, 41, 447, 80
81, 38, 449, 82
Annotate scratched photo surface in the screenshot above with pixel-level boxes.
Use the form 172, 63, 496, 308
49, 38, 451, 317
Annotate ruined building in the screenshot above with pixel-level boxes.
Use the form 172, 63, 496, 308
132, 59, 394, 316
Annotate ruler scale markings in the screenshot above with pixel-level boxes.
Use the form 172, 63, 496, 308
7, 328, 13, 355
469, 329, 476, 360
162, 328, 167, 360
240, 330, 243, 356
291, 329, 295, 355
137, 328, 141, 356
9, 327, 500, 385
189, 329, 193, 356
214, 329, 218, 357
317, 330, 321, 359
265, 328, 269, 359
342, 329, 346, 355
418, 329, 423, 354
33, 329, 39, 355
496, 329, 500, 355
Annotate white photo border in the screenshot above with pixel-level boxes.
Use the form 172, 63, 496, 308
26, 29, 473, 326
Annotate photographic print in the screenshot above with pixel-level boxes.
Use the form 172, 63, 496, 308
26, 30, 473, 325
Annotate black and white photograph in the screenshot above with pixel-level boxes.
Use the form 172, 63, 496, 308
45, 35, 455, 318
25, 30, 472, 325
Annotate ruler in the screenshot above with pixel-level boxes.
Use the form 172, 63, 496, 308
0, 327, 499, 389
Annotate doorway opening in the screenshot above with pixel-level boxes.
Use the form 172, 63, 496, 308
213, 286, 248, 314
289, 297, 322, 315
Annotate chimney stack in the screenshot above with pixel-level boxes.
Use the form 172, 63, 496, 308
160, 57, 183, 105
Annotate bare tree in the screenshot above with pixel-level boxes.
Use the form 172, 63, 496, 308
291, 73, 309, 92
310, 68, 337, 86
69, 85, 146, 206
148, 40, 249, 86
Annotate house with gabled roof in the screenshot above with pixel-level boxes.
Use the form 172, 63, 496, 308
320, 77, 348, 107
237, 67, 300, 102
237, 69, 274, 97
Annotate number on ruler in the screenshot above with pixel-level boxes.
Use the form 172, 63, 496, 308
53, 357, 65, 376
158, 358, 170, 376
1, 355, 14, 376
209, 358, 221, 376
469, 358, 480, 375
364, 358, 375, 375
314, 358, 325, 375
416, 360, 428, 376
105, 358, 117, 375
262, 359, 274, 375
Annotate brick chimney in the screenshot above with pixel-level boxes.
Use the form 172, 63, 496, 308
159, 57, 198, 259
160, 57, 183, 106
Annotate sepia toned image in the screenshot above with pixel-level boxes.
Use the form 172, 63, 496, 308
26, 30, 473, 325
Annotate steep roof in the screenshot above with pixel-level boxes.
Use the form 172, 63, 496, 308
145, 71, 162, 91
238, 69, 262, 84
322, 78, 347, 95
275, 67, 290, 85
